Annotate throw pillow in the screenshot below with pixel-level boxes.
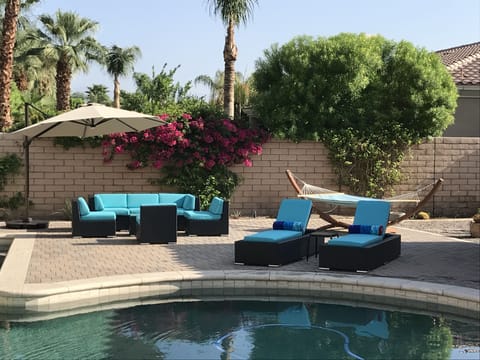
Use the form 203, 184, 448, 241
348, 224, 384, 235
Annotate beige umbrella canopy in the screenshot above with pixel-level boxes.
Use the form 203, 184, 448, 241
7, 103, 166, 229
12, 103, 165, 138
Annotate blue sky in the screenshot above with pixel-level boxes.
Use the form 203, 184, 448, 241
30, 0, 480, 98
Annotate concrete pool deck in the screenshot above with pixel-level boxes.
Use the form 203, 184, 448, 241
0, 217, 479, 321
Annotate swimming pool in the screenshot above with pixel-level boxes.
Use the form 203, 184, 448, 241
1, 299, 478, 359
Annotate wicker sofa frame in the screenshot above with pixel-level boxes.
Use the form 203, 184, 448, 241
234, 230, 317, 266
184, 201, 229, 236
71, 198, 116, 237
317, 233, 401, 271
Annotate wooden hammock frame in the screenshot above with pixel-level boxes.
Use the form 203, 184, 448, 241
286, 169, 444, 229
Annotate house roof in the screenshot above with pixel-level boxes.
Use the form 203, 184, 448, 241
436, 42, 480, 85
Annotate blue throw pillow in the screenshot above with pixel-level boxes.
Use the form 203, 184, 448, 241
273, 220, 304, 231
348, 224, 384, 235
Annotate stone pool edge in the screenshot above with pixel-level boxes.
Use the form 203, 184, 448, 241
0, 236, 479, 321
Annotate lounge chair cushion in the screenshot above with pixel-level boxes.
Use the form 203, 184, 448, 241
77, 197, 90, 216
328, 234, 383, 247
275, 199, 312, 233
243, 229, 303, 243
328, 200, 390, 248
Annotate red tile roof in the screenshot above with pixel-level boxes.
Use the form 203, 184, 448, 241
436, 42, 480, 85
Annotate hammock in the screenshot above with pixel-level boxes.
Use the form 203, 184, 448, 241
286, 169, 444, 229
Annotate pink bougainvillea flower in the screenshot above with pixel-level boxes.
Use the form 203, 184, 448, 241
205, 159, 215, 169
243, 158, 253, 167
153, 160, 163, 169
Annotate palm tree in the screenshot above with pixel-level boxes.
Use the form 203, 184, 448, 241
86, 84, 110, 105
206, 0, 258, 119
26, 10, 103, 110
194, 70, 224, 106
104, 45, 141, 108
0, 0, 20, 129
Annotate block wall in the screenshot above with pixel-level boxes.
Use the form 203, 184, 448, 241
0, 134, 478, 219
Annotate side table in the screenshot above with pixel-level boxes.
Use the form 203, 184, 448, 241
136, 204, 177, 243
306, 230, 339, 261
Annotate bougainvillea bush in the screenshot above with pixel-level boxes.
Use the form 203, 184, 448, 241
102, 114, 270, 208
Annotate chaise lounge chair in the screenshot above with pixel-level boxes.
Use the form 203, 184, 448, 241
234, 198, 314, 266
317, 200, 401, 271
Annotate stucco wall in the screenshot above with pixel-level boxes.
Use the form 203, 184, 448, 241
0, 134, 478, 219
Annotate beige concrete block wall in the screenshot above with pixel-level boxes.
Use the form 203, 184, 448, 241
1, 134, 478, 219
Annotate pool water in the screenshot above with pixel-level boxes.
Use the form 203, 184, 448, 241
0, 300, 478, 359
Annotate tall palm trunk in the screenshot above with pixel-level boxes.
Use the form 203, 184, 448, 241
113, 74, 120, 108
223, 18, 237, 119
56, 56, 72, 110
0, 0, 20, 129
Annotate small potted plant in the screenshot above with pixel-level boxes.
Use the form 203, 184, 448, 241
471, 209, 480, 238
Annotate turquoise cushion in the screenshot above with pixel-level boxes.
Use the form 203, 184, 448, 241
328, 234, 383, 247
93, 195, 104, 211
276, 199, 312, 233
97, 194, 127, 208
158, 193, 186, 207
77, 197, 90, 216
184, 210, 221, 221
353, 200, 390, 231
127, 193, 159, 208
243, 230, 303, 243
81, 211, 116, 221
182, 194, 196, 210
101, 207, 130, 216
208, 197, 224, 215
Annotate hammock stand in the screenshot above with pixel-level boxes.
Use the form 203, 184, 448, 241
286, 169, 444, 230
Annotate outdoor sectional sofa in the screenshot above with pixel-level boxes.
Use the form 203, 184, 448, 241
88, 193, 199, 231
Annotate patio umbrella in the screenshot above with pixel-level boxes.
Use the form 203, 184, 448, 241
7, 103, 166, 229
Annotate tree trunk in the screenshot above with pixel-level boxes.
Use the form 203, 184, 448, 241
223, 19, 237, 119
113, 75, 120, 108
56, 56, 72, 111
0, 0, 20, 129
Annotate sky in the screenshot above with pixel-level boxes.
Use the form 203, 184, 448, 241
28, 0, 480, 99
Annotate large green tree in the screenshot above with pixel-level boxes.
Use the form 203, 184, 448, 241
252, 33, 458, 196
27, 10, 103, 110
120, 64, 192, 115
104, 44, 141, 108
206, 0, 257, 119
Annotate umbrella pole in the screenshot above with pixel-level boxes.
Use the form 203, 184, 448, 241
23, 136, 31, 222
5, 104, 48, 229
24, 102, 31, 221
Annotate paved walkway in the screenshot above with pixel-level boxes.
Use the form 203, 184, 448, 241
1, 216, 478, 288
0, 216, 478, 319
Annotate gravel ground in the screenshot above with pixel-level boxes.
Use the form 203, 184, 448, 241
395, 218, 475, 239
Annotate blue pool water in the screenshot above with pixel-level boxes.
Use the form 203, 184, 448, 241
0, 300, 478, 359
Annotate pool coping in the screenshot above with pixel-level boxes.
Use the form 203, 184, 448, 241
0, 235, 479, 321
